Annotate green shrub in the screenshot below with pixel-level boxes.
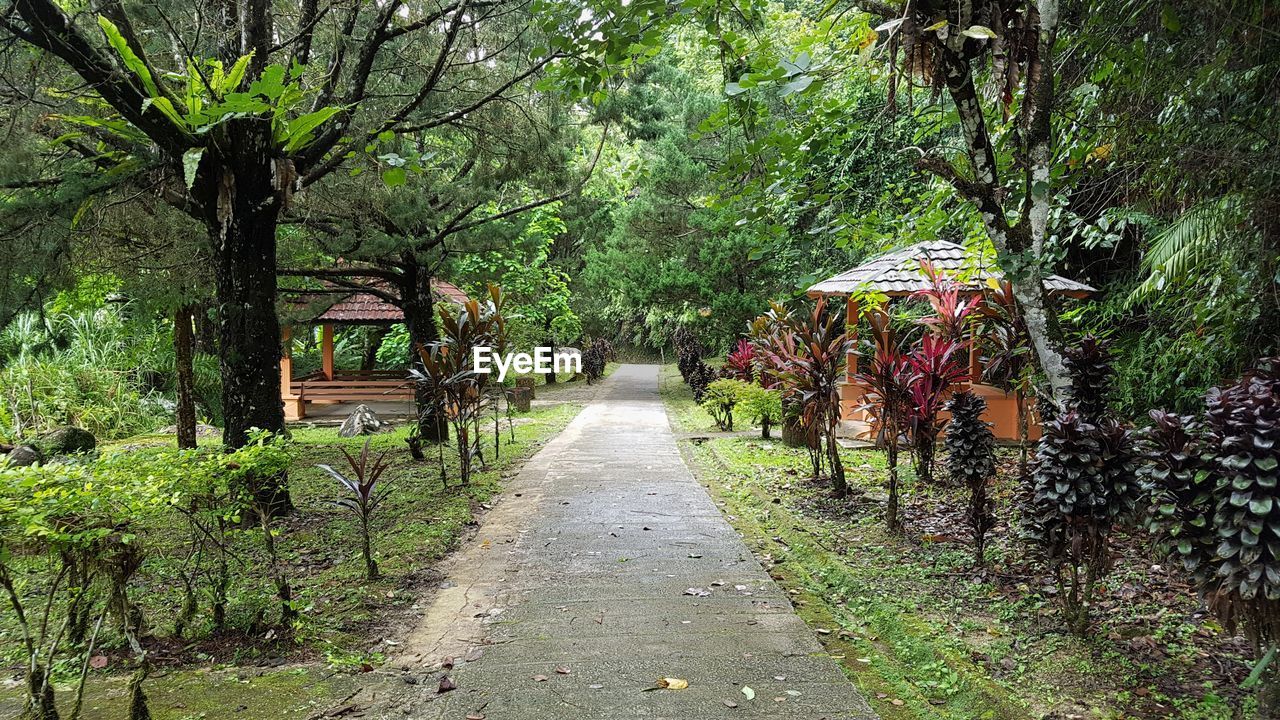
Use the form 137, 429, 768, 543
0, 359, 168, 442
0, 433, 294, 720
702, 378, 750, 431
739, 384, 782, 439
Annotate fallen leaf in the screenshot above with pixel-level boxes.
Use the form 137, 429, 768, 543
741, 686, 756, 700
466, 714, 485, 720
89, 655, 108, 669
464, 648, 484, 663
723, 699, 738, 708
555, 666, 571, 675
656, 677, 689, 690
891, 698, 905, 706
532, 675, 548, 682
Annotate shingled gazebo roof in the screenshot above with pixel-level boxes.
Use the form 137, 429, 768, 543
807, 240, 1094, 298
287, 279, 470, 325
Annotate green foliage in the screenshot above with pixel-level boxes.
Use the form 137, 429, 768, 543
454, 204, 580, 351
0, 434, 293, 720
0, 307, 182, 442
739, 384, 782, 439
702, 378, 749, 431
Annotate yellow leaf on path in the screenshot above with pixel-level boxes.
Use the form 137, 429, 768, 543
657, 678, 689, 690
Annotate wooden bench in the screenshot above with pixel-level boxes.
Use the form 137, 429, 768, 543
284, 372, 415, 420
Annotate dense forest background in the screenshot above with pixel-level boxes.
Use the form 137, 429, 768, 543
1, 0, 1276, 434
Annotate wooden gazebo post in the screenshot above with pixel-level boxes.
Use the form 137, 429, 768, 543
321, 323, 335, 380
281, 325, 304, 421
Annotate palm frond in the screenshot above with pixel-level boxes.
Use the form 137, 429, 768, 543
1126, 196, 1244, 307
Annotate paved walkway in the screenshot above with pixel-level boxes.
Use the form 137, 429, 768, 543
396, 365, 875, 720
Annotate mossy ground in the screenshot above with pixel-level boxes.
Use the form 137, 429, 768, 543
0, 371, 609, 719
660, 364, 1253, 719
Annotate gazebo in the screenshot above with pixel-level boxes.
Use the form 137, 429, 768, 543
280, 280, 469, 421
806, 239, 1094, 441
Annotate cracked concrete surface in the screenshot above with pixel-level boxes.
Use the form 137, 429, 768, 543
382, 364, 876, 720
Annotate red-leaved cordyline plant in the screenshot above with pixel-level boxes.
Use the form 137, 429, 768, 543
905, 334, 970, 485
977, 281, 1036, 477
317, 439, 392, 581
856, 343, 912, 531
411, 289, 505, 487
748, 303, 794, 390
913, 260, 981, 342
723, 339, 757, 382
770, 299, 853, 496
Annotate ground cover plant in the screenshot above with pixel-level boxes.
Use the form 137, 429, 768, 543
0, 397, 582, 717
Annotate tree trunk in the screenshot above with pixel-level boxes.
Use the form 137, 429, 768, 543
937, 48, 1072, 404
174, 305, 198, 450
400, 257, 448, 441
194, 302, 218, 354
361, 327, 388, 371
195, 145, 291, 516
544, 319, 557, 384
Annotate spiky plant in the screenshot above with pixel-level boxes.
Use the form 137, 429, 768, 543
1062, 334, 1113, 421
945, 391, 996, 565
722, 339, 756, 382
1141, 410, 1215, 581
1028, 412, 1140, 634
583, 338, 615, 384
771, 299, 853, 496
1142, 360, 1280, 711
317, 439, 392, 581
1027, 335, 1139, 634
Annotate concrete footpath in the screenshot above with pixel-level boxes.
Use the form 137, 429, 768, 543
392, 364, 876, 720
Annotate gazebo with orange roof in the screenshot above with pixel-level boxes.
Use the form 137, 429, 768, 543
280, 279, 469, 421
806, 239, 1094, 442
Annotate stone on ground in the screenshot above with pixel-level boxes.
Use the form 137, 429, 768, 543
338, 404, 385, 437
36, 426, 96, 456
5, 444, 43, 467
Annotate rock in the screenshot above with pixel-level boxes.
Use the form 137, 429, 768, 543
6, 445, 43, 467
156, 423, 220, 438
36, 426, 96, 456
339, 404, 385, 437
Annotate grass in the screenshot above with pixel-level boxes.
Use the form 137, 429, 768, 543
660, 364, 1253, 720
0, 378, 598, 717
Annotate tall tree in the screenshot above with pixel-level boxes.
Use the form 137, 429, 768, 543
0, 0, 658, 506
856, 0, 1075, 401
